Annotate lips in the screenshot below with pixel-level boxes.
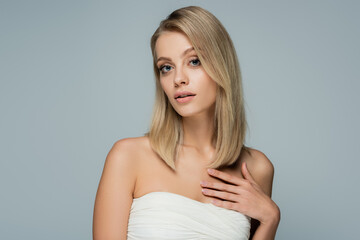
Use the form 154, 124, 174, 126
174, 91, 196, 99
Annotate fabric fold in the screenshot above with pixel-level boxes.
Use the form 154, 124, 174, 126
127, 191, 251, 240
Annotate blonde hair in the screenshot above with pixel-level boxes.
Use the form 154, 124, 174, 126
144, 6, 250, 171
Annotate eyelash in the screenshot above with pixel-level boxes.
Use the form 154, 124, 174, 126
158, 58, 201, 75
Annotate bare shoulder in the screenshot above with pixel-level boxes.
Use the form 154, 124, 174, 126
110, 135, 152, 171
109, 135, 150, 168
112, 136, 149, 153
243, 148, 274, 178
93, 136, 150, 239
99, 136, 149, 194
111, 135, 148, 155
241, 148, 275, 196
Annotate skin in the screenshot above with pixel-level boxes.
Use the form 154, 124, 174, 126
156, 30, 218, 154
92, 30, 280, 240
156, 31, 280, 239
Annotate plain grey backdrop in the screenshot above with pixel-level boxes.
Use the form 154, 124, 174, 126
1, 0, 359, 239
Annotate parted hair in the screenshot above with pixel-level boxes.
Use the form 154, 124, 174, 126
144, 5, 250, 171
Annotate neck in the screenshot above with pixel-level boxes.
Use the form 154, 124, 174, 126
181, 108, 215, 156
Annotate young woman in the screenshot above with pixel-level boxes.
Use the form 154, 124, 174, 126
93, 6, 280, 240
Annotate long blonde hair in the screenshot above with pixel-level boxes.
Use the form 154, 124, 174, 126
144, 6, 250, 171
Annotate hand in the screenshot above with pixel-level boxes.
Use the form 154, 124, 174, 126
200, 162, 280, 225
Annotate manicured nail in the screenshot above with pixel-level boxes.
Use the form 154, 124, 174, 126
207, 169, 215, 174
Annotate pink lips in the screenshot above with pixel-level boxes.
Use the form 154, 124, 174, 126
176, 95, 195, 103
174, 91, 196, 99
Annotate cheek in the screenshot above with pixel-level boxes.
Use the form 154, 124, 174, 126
160, 80, 172, 99
207, 85, 217, 103
209, 81, 217, 96
204, 82, 217, 105
200, 75, 217, 97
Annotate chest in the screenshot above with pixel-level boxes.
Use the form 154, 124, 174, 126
133, 147, 242, 203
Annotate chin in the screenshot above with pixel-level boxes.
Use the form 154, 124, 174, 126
175, 110, 201, 118
178, 113, 192, 118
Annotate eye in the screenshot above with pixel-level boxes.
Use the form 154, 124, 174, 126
189, 58, 201, 66
158, 65, 173, 75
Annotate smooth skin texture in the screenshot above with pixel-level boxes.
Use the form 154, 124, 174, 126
202, 162, 280, 239
156, 31, 218, 152
156, 32, 280, 239
92, 31, 280, 240
157, 31, 218, 118
93, 139, 139, 240
156, 31, 280, 239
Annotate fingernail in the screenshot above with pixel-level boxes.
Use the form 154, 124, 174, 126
207, 169, 214, 174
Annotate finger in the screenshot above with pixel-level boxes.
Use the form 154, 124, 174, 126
241, 162, 256, 184
207, 168, 243, 186
201, 188, 239, 203
210, 198, 238, 212
200, 180, 241, 194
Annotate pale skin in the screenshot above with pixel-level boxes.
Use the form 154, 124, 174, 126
92, 30, 280, 239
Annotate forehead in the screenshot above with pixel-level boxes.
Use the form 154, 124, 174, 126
155, 31, 194, 57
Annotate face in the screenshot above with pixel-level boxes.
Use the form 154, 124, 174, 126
155, 31, 217, 118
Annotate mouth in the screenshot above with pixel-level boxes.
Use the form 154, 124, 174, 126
174, 90, 196, 99
175, 95, 195, 103
175, 94, 196, 99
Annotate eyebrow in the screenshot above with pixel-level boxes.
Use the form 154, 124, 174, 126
156, 47, 195, 64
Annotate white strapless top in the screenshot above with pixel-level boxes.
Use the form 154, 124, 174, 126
127, 191, 251, 240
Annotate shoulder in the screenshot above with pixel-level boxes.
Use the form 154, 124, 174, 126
93, 137, 148, 238
106, 136, 149, 171
99, 136, 150, 196
244, 148, 274, 178
240, 148, 275, 196
111, 136, 149, 156
112, 136, 147, 150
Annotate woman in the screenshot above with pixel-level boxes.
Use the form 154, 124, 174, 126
93, 6, 280, 240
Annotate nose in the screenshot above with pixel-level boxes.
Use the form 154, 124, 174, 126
173, 66, 188, 86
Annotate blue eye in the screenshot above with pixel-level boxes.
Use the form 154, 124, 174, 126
158, 58, 200, 75
190, 58, 200, 66
159, 65, 172, 74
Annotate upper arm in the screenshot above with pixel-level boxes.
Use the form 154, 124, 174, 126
247, 149, 276, 239
93, 139, 137, 240
247, 149, 275, 197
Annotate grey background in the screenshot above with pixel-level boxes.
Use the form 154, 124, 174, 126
1, 0, 359, 239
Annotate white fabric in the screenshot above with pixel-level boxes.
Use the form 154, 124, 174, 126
127, 191, 251, 240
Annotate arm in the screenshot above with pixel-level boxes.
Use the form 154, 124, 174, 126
248, 151, 280, 240
201, 149, 280, 240
93, 139, 137, 240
